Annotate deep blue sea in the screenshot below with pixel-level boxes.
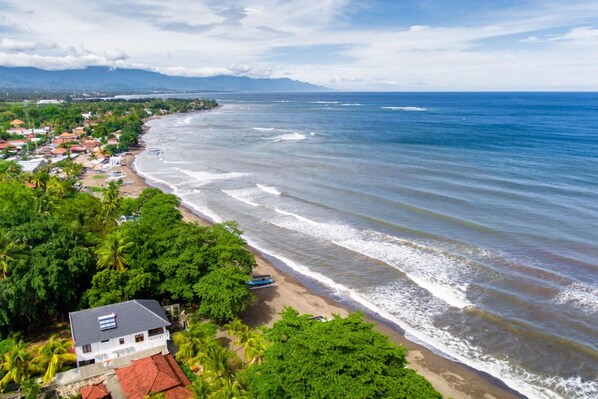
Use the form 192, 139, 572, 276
134, 92, 598, 399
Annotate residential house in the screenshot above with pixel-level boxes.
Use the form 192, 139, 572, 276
10, 119, 25, 127
51, 147, 69, 156
69, 299, 171, 367
58, 131, 81, 141
115, 353, 192, 399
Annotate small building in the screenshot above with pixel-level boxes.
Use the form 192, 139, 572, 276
10, 119, 25, 127
69, 299, 171, 367
51, 147, 69, 156
115, 353, 192, 399
17, 158, 46, 173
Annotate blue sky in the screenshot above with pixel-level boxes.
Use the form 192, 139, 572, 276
0, 0, 597, 90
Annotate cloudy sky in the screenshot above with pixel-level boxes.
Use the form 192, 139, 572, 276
0, 0, 597, 90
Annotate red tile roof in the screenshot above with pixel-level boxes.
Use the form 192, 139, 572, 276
81, 382, 110, 399
51, 147, 68, 155
115, 354, 192, 399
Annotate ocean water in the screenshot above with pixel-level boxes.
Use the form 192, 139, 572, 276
134, 92, 598, 399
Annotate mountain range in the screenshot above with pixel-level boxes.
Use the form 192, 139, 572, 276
0, 66, 328, 93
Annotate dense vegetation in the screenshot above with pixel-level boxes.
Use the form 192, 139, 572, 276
0, 161, 255, 340
172, 310, 442, 399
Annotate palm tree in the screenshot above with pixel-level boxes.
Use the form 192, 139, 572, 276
102, 180, 121, 223
173, 322, 218, 364
96, 233, 133, 272
223, 319, 265, 365
0, 340, 33, 391
30, 335, 77, 385
243, 334, 266, 365
0, 230, 22, 279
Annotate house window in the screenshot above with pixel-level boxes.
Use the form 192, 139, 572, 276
135, 334, 144, 343
82, 344, 92, 353
79, 359, 95, 367
119, 338, 125, 345
148, 327, 164, 337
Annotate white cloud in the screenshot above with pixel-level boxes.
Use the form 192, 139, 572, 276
548, 26, 598, 42
0, 0, 596, 90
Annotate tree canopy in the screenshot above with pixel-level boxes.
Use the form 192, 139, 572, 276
245, 308, 442, 399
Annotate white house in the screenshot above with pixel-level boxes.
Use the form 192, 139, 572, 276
69, 299, 171, 367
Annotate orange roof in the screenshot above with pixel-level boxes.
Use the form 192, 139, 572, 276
115, 354, 191, 399
52, 147, 68, 155
59, 132, 79, 138
81, 382, 110, 399
11, 119, 25, 126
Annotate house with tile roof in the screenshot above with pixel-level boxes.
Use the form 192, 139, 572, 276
81, 381, 111, 399
69, 299, 171, 367
115, 353, 192, 399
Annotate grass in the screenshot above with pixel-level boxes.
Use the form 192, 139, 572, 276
88, 186, 105, 192
93, 174, 106, 180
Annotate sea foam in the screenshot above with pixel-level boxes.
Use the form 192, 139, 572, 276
272, 208, 472, 309
178, 169, 249, 186
382, 106, 427, 111
554, 282, 598, 313
257, 184, 282, 196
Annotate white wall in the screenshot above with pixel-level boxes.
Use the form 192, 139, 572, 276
75, 328, 170, 366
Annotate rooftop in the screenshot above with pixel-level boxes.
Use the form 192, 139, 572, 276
69, 299, 170, 347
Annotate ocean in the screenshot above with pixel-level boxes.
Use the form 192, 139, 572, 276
134, 92, 598, 399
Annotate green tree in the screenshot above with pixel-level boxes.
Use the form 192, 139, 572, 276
193, 266, 254, 324
0, 340, 33, 391
31, 335, 77, 385
246, 308, 442, 399
0, 231, 22, 279
96, 232, 133, 272
102, 180, 121, 223
172, 321, 218, 364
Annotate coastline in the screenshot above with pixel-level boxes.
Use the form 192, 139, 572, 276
112, 114, 524, 399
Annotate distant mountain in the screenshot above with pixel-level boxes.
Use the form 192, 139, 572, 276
0, 66, 329, 93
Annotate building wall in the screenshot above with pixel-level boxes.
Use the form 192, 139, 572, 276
74, 328, 170, 366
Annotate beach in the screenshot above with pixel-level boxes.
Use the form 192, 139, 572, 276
79, 120, 525, 399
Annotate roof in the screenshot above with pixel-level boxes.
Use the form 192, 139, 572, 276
115, 354, 191, 399
11, 119, 25, 125
69, 299, 170, 347
81, 382, 110, 399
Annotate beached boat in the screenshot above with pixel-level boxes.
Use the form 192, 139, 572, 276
246, 274, 274, 288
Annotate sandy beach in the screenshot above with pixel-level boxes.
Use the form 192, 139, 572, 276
81, 123, 522, 399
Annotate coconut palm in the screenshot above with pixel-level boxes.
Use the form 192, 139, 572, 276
96, 233, 133, 272
173, 322, 218, 364
30, 335, 77, 385
0, 340, 33, 391
243, 334, 266, 365
101, 180, 121, 223
0, 230, 22, 279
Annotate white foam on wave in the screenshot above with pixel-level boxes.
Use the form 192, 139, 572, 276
272, 208, 472, 309
554, 282, 598, 313
253, 127, 276, 132
272, 133, 306, 142
256, 184, 281, 196
179, 169, 249, 186
382, 106, 427, 111
310, 101, 339, 104
221, 188, 260, 207
367, 282, 596, 399
341, 103, 362, 106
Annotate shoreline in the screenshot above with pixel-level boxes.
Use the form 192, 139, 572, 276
110, 113, 524, 399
